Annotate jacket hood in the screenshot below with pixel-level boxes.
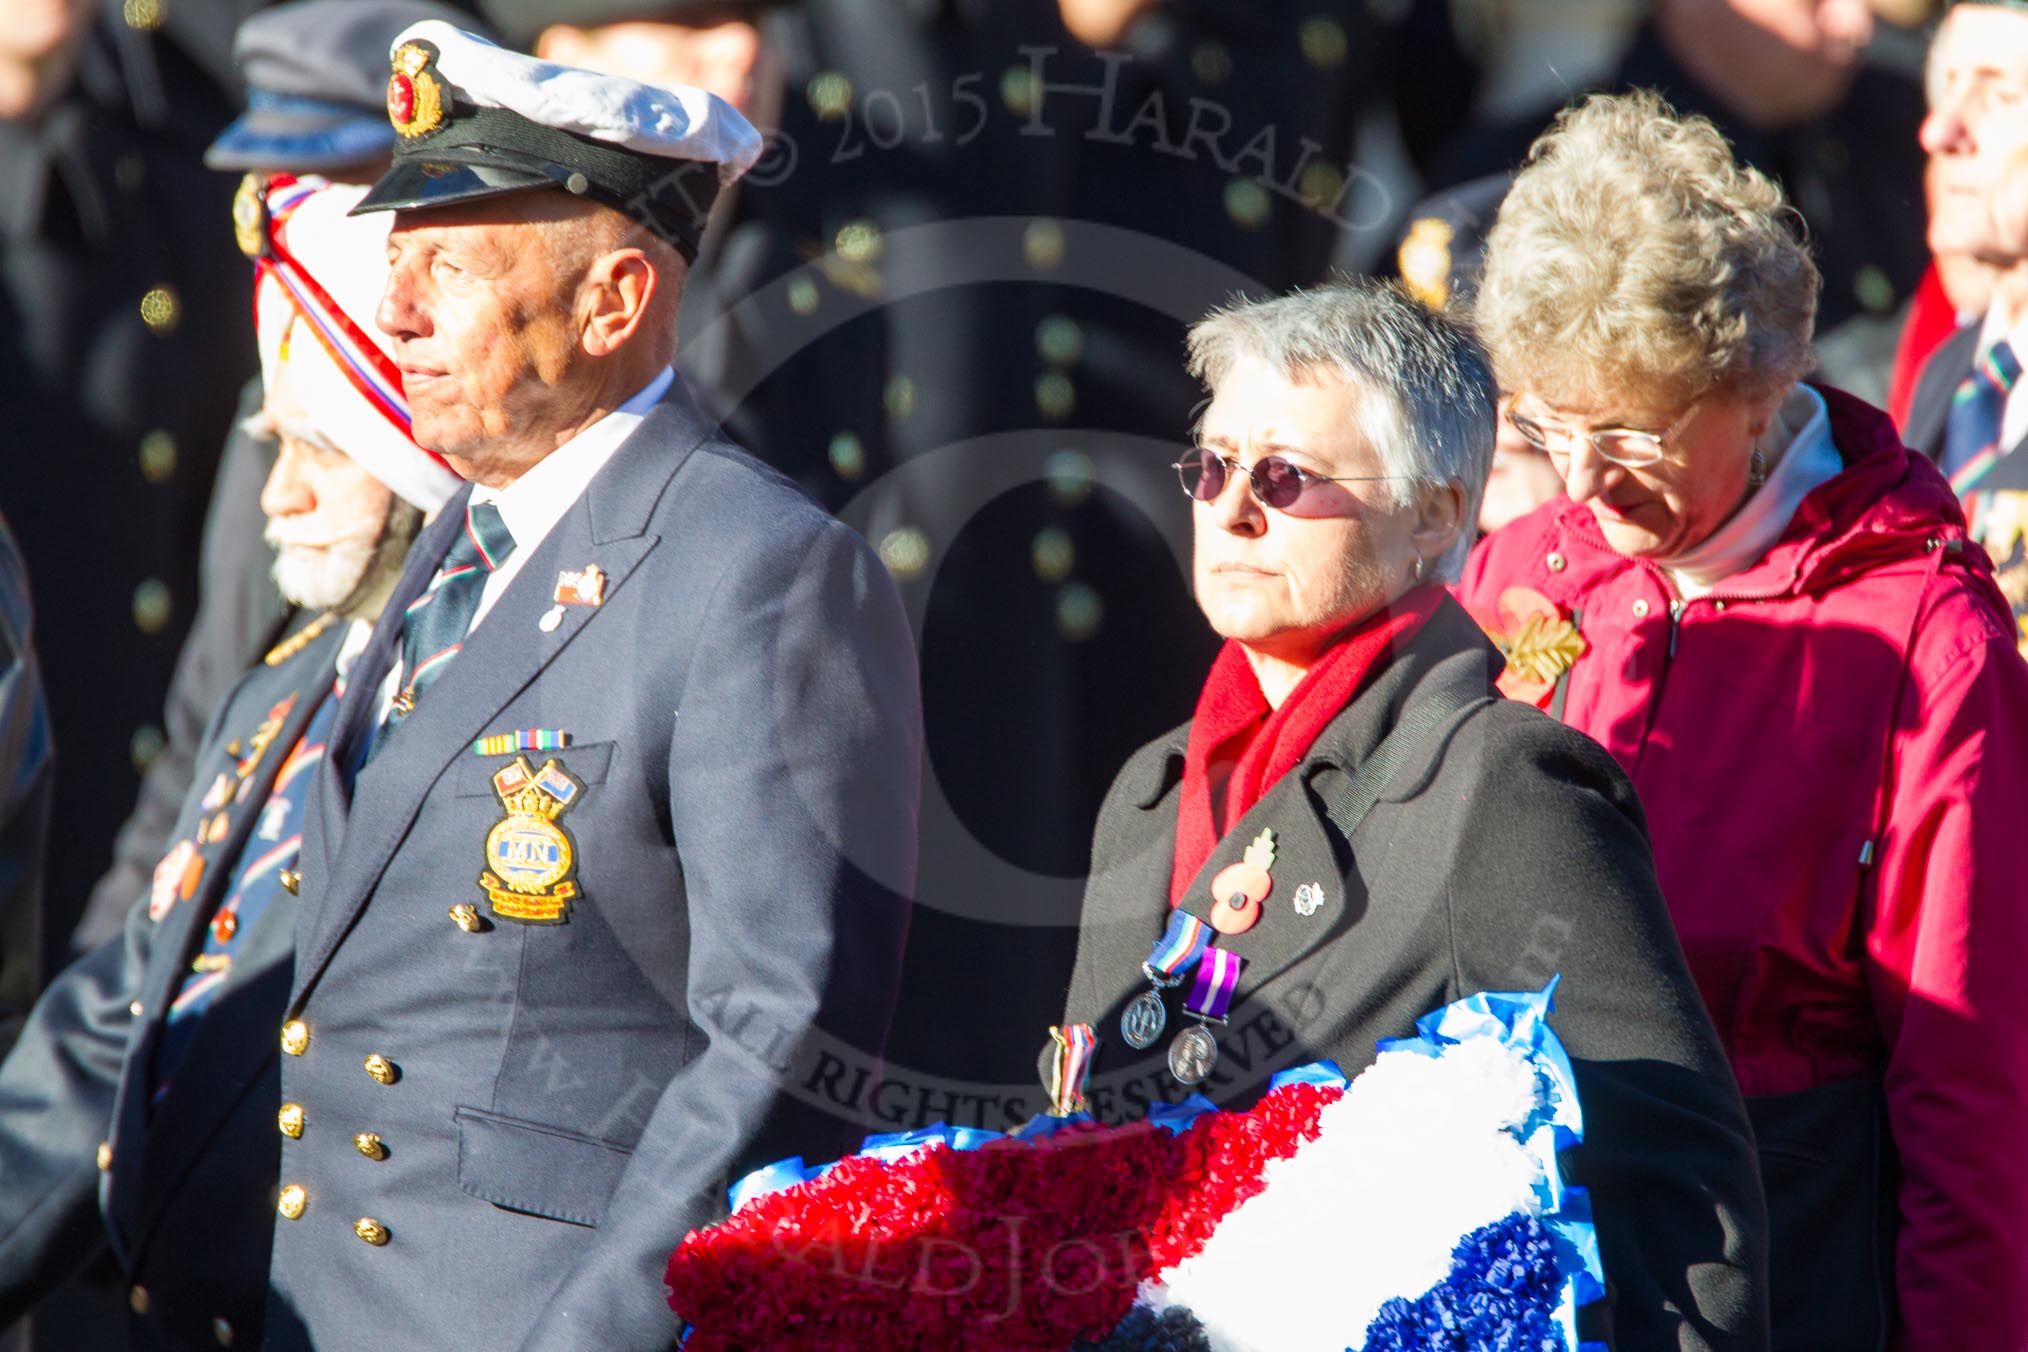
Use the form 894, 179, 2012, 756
1553, 384, 1995, 598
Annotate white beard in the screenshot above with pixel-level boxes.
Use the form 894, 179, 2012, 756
269, 535, 380, 611
266, 500, 421, 614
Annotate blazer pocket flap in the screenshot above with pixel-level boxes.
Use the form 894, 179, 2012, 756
455, 1105, 632, 1227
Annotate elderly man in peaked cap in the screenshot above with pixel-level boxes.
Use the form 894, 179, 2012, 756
262, 22, 921, 1350
0, 178, 458, 1352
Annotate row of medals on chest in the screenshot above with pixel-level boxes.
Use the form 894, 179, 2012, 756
1121, 828, 1323, 1086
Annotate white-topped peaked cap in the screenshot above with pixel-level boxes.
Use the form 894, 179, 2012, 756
351, 20, 762, 260
254, 178, 463, 512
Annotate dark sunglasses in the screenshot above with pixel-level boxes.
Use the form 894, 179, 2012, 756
1171, 446, 1407, 511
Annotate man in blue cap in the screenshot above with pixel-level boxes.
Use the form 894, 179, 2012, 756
265, 21, 918, 1349
206, 0, 482, 180
74, 0, 489, 957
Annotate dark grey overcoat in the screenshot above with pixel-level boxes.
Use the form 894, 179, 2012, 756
1056, 599, 1770, 1351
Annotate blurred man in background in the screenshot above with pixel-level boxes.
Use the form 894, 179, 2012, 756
0, 518, 52, 1056
0, 177, 455, 1352
73, 0, 485, 954
0, 0, 265, 993
1902, 0, 2028, 651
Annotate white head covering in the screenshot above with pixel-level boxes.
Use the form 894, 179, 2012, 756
253, 178, 463, 512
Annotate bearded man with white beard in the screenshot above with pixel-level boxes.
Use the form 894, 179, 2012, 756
0, 177, 457, 1352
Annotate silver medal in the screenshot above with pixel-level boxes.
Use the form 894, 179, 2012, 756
1167, 1022, 1219, 1085
1120, 988, 1167, 1050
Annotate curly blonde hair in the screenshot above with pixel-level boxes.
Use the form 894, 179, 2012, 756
1474, 90, 1819, 413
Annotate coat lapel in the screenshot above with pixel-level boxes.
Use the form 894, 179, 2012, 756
1903, 322, 1981, 461
289, 395, 715, 1009
104, 630, 345, 1259
300, 486, 466, 903
123, 888, 299, 1250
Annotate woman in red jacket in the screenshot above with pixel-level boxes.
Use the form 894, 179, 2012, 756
1460, 90, 2028, 1351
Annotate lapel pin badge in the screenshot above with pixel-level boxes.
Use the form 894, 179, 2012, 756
538, 605, 564, 633
554, 564, 606, 608
1293, 881, 1325, 917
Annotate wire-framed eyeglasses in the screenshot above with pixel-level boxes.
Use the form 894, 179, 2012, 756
1171, 446, 1408, 511
1504, 399, 1701, 468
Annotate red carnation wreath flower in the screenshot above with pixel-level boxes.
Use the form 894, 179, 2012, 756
666, 1083, 1340, 1350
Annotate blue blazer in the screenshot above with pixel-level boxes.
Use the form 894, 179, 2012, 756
267, 385, 922, 1349
0, 616, 346, 1350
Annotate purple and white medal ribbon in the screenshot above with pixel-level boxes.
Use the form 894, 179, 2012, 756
1169, 946, 1243, 1085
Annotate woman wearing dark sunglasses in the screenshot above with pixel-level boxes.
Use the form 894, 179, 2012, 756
1459, 92, 2028, 1351
1048, 276, 1768, 1350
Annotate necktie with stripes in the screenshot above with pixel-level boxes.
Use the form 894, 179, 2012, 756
371, 501, 515, 756
1943, 339, 2022, 498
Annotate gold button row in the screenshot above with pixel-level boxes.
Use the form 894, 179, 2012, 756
276, 1185, 391, 1247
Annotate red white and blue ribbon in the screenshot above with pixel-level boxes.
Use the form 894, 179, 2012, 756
1049, 1022, 1099, 1116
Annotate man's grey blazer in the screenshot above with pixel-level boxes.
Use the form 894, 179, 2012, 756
266, 383, 922, 1350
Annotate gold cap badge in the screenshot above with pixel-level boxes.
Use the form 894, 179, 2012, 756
387, 42, 446, 139
232, 173, 269, 259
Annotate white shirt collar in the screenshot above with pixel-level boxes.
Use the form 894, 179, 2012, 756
1976, 304, 2028, 357
470, 365, 674, 554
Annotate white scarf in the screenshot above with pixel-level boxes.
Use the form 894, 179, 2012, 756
1666, 384, 1843, 599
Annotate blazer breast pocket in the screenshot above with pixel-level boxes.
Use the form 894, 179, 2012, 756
449, 740, 616, 799
454, 1104, 634, 1227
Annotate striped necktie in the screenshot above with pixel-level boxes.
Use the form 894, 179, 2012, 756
1943, 339, 2022, 499
373, 501, 514, 752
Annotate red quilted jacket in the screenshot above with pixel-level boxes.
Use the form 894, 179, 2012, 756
1459, 386, 2028, 1349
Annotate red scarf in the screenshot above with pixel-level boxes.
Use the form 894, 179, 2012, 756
1168, 585, 1445, 905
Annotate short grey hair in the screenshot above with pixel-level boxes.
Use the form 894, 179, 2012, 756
1186, 278, 1496, 580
